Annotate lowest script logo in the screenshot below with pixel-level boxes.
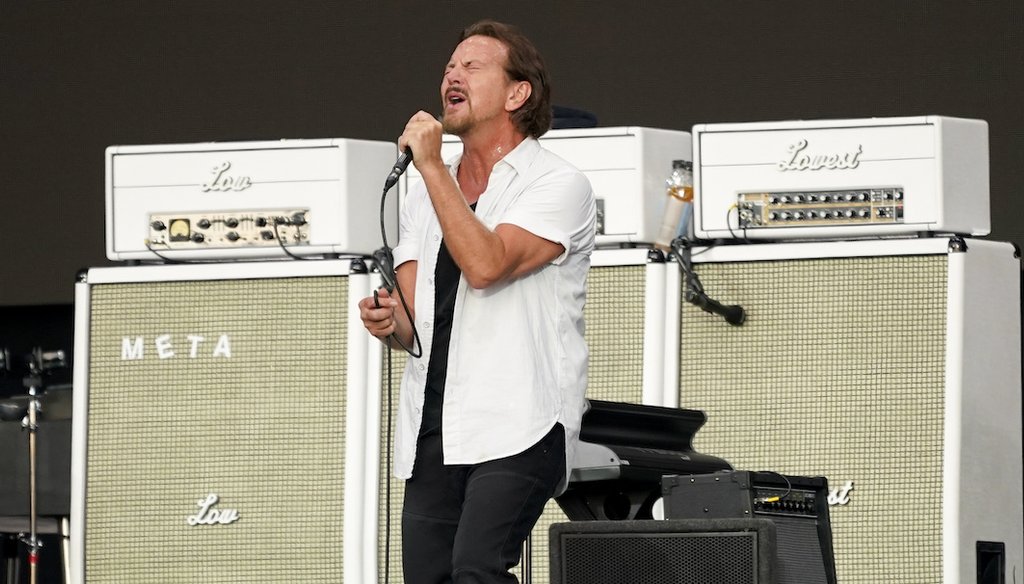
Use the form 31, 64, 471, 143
778, 139, 863, 171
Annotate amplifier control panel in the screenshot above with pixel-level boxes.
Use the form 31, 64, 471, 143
147, 209, 310, 250
751, 484, 821, 517
737, 187, 904, 230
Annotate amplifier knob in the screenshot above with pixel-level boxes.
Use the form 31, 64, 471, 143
261, 231, 275, 241
291, 212, 308, 226
225, 218, 239, 228
151, 221, 166, 231
190, 233, 205, 243
197, 219, 211, 229
256, 217, 268, 227
226, 232, 240, 242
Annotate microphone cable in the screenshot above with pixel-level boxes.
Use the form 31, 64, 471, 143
373, 147, 424, 584
374, 149, 423, 359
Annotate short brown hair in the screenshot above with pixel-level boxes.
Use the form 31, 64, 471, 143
458, 20, 552, 139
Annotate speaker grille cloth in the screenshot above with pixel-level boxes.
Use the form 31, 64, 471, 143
85, 276, 349, 583
679, 254, 947, 583
378, 263, 649, 583
560, 532, 758, 584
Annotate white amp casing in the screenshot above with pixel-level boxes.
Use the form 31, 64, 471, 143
106, 138, 398, 261
403, 127, 691, 247
693, 116, 990, 240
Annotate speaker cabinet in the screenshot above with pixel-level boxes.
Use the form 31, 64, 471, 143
664, 471, 837, 584
370, 247, 677, 583
673, 237, 1023, 583
549, 519, 777, 584
71, 260, 377, 583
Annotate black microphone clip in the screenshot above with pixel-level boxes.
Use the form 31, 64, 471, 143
372, 246, 397, 293
383, 148, 413, 192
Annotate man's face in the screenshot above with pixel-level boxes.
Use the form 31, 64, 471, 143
440, 35, 516, 136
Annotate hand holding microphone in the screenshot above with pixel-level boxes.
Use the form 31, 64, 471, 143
383, 110, 444, 191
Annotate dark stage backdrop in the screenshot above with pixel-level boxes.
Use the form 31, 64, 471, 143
1, 1, 1022, 305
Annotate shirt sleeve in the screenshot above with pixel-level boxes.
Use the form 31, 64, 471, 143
391, 182, 424, 268
497, 162, 595, 265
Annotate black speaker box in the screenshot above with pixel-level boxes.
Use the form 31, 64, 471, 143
663, 471, 837, 584
549, 518, 777, 584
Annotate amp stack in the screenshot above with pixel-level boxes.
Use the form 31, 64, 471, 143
74, 138, 399, 584
69, 115, 1024, 584
674, 116, 1022, 583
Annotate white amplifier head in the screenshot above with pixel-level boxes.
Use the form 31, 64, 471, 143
693, 115, 990, 240
105, 138, 398, 261
402, 126, 692, 247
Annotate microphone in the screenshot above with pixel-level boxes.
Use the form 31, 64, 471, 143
383, 148, 413, 191
685, 289, 746, 326
670, 236, 747, 327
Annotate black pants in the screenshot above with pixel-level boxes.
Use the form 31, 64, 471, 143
402, 424, 566, 584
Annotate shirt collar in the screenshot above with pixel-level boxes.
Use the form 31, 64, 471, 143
446, 136, 540, 177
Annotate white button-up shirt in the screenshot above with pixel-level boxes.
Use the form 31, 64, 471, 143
391, 137, 596, 489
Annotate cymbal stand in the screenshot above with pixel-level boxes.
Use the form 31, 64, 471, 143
19, 348, 65, 584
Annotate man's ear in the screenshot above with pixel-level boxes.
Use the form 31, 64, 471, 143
506, 80, 532, 112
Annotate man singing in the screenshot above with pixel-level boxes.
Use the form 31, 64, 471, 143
359, 19, 596, 584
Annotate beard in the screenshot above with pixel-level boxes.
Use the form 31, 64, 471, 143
440, 109, 471, 136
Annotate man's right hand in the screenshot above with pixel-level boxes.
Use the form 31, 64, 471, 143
359, 287, 400, 339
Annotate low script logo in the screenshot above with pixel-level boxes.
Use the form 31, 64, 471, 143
778, 139, 863, 171
187, 494, 240, 526
201, 161, 252, 192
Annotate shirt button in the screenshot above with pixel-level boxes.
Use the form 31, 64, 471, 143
418, 364, 426, 372
423, 320, 431, 328
433, 235, 440, 241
